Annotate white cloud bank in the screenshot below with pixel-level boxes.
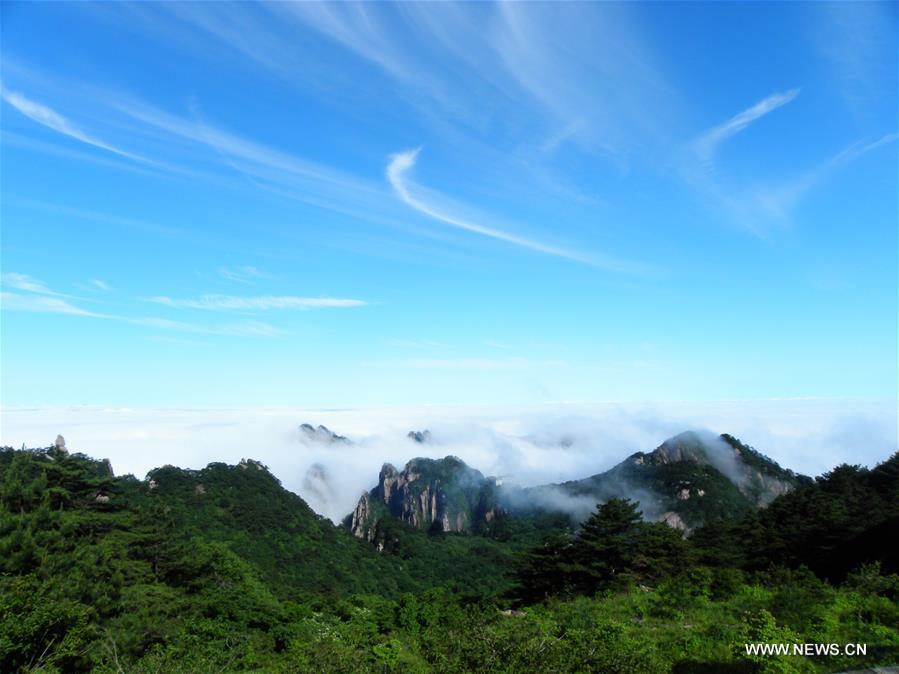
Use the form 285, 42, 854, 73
2, 400, 894, 523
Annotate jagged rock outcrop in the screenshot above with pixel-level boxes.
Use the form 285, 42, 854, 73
238, 458, 266, 471
345, 456, 504, 543
54, 435, 67, 452
407, 430, 433, 444
99, 458, 114, 477
347, 492, 376, 541
298, 423, 350, 445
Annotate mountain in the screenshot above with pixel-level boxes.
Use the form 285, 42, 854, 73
407, 429, 433, 444
344, 456, 503, 543
297, 423, 349, 445
534, 430, 809, 531
2, 442, 896, 673
116, 454, 408, 599
346, 431, 809, 543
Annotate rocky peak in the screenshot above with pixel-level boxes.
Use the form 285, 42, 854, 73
238, 458, 266, 471
642, 430, 801, 507
379, 462, 399, 480
347, 492, 375, 541
100, 458, 114, 477
345, 455, 504, 542
298, 423, 350, 445
650, 430, 712, 464
54, 434, 68, 453
407, 430, 433, 444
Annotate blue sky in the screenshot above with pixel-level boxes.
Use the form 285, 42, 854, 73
1, 1, 896, 409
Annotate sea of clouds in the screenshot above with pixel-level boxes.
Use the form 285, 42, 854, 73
2, 399, 895, 522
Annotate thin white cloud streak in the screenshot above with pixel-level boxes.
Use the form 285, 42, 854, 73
387, 149, 648, 273
692, 89, 800, 164
4, 63, 652, 266
1, 292, 104, 317
748, 132, 898, 220
366, 358, 568, 371
679, 90, 897, 233
384, 338, 446, 350
218, 266, 267, 284
105, 98, 438, 238
492, 2, 673, 157
89, 279, 110, 291
541, 118, 589, 154
831, 132, 898, 164
285, 2, 675, 155
120, 2, 677, 162
276, 3, 415, 83
2, 89, 153, 164
812, 2, 896, 108
2, 272, 58, 295
2, 272, 89, 302
126, 317, 283, 338
1, 289, 283, 338
5, 85, 470, 261
5, 83, 403, 234
115, 99, 381, 198
147, 295, 367, 311
1, 130, 163, 180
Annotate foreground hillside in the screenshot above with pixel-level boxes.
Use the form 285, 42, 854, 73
1, 442, 897, 673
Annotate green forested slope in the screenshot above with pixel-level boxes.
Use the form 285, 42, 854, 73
1, 445, 897, 673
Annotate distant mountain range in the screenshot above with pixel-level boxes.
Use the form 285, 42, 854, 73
344, 430, 810, 546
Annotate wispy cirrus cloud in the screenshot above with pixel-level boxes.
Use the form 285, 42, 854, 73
2, 279, 283, 338
3, 69, 638, 268
2, 272, 91, 301
4, 82, 397, 229
492, 2, 673, 156
109, 1, 678, 166
278, 2, 675, 155
146, 294, 367, 311
127, 316, 283, 338
275, 2, 416, 84
387, 149, 649, 273
745, 132, 898, 220
692, 89, 800, 166
811, 2, 897, 109
676, 88, 889, 234
2, 272, 61, 295
2, 88, 150, 163
1, 291, 104, 317
366, 357, 568, 371
217, 266, 268, 284
384, 338, 446, 350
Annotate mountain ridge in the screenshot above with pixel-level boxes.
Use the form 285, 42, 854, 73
344, 429, 809, 542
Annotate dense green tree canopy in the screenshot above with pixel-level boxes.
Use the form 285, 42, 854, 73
1, 445, 897, 673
